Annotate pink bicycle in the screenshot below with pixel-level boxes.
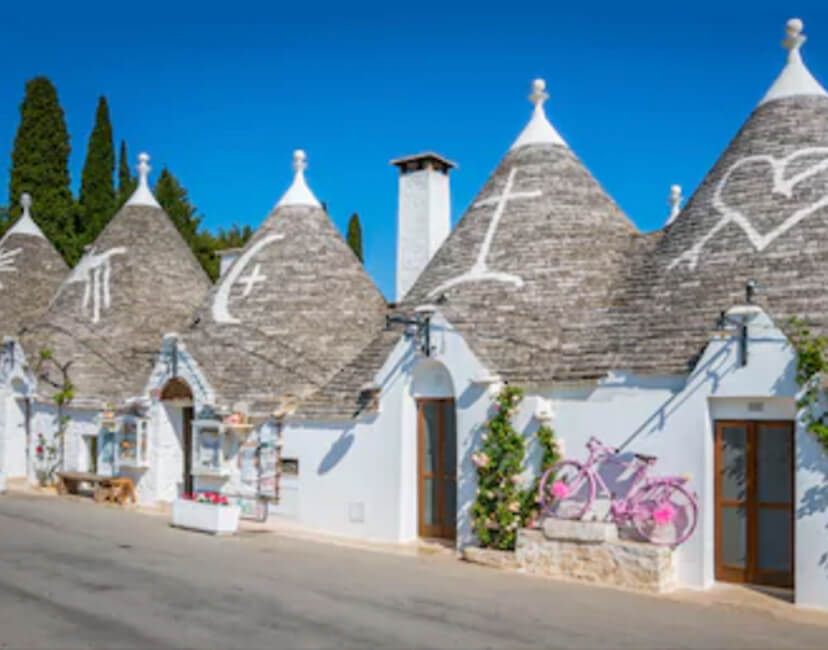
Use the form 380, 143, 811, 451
539, 436, 698, 546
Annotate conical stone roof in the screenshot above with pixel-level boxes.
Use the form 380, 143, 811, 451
24, 154, 211, 407
182, 150, 387, 413
403, 79, 638, 384
604, 19, 828, 376
0, 194, 68, 341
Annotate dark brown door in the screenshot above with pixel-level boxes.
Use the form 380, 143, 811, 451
182, 406, 194, 495
418, 398, 457, 540
715, 420, 794, 588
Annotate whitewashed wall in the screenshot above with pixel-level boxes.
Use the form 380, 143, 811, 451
275, 313, 493, 543
0, 383, 28, 478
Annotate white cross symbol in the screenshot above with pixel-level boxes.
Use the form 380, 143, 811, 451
238, 263, 266, 297
428, 166, 541, 297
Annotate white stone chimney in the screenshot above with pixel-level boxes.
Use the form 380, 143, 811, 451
391, 152, 455, 302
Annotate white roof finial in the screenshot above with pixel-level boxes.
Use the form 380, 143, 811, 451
20, 193, 32, 219
760, 18, 827, 105
666, 184, 683, 226
510, 78, 567, 150
784, 18, 806, 59
125, 152, 161, 208
0, 192, 45, 242
275, 149, 322, 208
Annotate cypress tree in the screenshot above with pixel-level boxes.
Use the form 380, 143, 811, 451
154, 168, 214, 277
8, 77, 75, 263
117, 140, 136, 205
346, 213, 363, 263
78, 96, 116, 245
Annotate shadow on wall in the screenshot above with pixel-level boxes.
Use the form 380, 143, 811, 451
318, 428, 355, 475
614, 342, 735, 452
796, 414, 828, 575
457, 382, 489, 546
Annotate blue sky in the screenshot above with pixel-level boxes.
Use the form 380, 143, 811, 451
1, 1, 827, 299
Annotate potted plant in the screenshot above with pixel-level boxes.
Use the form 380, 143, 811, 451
171, 491, 241, 535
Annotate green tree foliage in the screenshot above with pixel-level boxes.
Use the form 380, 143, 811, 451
78, 96, 116, 246
154, 168, 252, 282
346, 212, 363, 263
471, 385, 527, 550
7, 77, 76, 263
117, 140, 136, 207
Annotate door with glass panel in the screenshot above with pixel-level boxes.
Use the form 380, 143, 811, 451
715, 421, 794, 587
417, 398, 457, 539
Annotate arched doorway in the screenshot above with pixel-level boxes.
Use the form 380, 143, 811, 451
160, 378, 194, 495
412, 361, 456, 540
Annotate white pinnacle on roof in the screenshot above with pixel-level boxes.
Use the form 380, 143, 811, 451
1, 193, 46, 243
760, 18, 827, 105
510, 79, 568, 150
125, 152, 162, 208
275, 150, 322, 208
665, 184, 683, 226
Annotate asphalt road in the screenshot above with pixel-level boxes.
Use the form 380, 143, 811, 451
0, 493, 826, 649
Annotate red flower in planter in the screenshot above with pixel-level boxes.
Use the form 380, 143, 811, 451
35, 445, 44, 456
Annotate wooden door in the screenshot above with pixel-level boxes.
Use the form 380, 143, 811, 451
418, 398, 457, 539
182, 406, 194, 495
715, 421, 794, 587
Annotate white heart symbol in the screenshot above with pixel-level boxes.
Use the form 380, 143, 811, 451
669, 147, 828, 271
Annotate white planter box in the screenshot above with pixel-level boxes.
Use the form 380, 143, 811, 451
171, 499, 240, 535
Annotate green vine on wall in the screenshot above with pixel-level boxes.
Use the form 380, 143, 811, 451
470, 385, 562, 550
787, 317, 828, 451
470, 385, 526, 550
520, 423, 561, 529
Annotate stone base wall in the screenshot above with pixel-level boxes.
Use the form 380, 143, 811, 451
462, 547, 521, 570
516, 526, 676, 593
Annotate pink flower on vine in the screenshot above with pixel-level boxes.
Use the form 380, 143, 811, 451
471, 452, 490, 469
551, 481, 570, 499
653, 503, 676, 525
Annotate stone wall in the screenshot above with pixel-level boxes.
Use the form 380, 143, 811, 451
516, 521, 676, 594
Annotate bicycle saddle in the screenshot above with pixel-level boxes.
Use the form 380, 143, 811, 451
635, 453, 658, 464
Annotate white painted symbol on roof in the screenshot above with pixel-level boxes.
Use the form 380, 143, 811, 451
239, 263, 266, 297
66, 246, 127, 323
0, 247, 22, 288
428, 166, 541, 297
668, 147, 828, 271
212, 233, 285, 325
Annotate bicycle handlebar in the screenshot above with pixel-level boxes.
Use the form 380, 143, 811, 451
587, 436, 619, 455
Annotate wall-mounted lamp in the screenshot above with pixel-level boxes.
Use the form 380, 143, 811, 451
715, 281, 762, 367
385, 304, 438, 356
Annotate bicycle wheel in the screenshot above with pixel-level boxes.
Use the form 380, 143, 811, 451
631, 481, 698, 546
539, 460, 595, 520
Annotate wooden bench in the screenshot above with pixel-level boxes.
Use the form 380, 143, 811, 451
55, 472, 136, 505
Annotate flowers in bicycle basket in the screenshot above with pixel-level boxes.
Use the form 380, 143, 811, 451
184, 491, 230, 506
551, 480, 570, 499
652, 502, 676, 525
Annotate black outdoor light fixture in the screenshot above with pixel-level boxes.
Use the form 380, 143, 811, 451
385, 304, 437, 356
716, 281, 761, 368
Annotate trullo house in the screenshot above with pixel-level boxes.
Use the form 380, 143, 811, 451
14, 154, 211, 499
0, 193, 68, 483
2, 15, 828, 613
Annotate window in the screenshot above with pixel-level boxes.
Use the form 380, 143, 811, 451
117, 415, 150, 467
280, 458, 299, 476
192, 421, 229, 476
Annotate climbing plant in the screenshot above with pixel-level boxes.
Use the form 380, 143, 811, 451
787, 316, 828, 452
32, 348, 74, 484
520, 423, 562, 528
470, 385, 526, 550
